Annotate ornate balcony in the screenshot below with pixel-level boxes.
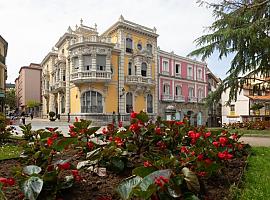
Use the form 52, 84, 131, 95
188, 97, 198, 103
42, 88, 49, 97
175, 95, 185, 102
54, 81, 66, 90
70, 70, 112, 84
161, 94, 174, 102
125, 75, 154, 86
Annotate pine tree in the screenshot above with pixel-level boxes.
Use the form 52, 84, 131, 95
189, 0, 270, 104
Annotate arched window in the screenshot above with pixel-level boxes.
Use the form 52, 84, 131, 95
128, 62, 132, 75
147, 44, 152, 54
81, 91, 103, 113
61, 96, 65, 113
126, 38, 133, 53
126, 92, 133, 113
147, 94, 153, 113
141, 62, 147, 77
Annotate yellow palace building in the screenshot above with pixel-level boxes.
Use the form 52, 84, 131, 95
41, 16, 158, 122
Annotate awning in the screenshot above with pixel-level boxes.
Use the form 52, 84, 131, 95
0, 92, 5, 98
247, 95, 270, 100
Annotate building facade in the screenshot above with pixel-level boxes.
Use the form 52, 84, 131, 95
15, 63, 42, 114
157, 50, 208, 126
207, 70, 222, 127
0, 35, 8, 112
41, 16, 158, 122
222, 78, 270, 124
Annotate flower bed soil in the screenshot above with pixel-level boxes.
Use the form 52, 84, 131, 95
0, 153, 247, 200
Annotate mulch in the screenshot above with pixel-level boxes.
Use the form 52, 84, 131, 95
0, 153, 248, 200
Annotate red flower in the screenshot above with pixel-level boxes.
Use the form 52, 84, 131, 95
218, 151, 233, 160
47, 165, 54, 172
87, 141, 94, 150
71, 170, 81, 181
69, 131, 77, 137
47, 128, 54, 132
75, 117, 79, 122
175, 121, 185, 125
47, 137, 54, 147
155, 127, 162, 135
0, 177, 15, 186
114, 137, 124, 146
52, 133, 58, 140
130, 111, 137, 118
58, 162, 71, 170
180, 146, 189, 153
197, 171, 207, 177
219, 137, 228, 146
129, 123, 140, 132
154, 176, 169, 187
231, 133, 238, 140
144, 161, 152, 167
213, 141, 219, 148
102, 128, 108, 134
156, 141, 166, 149
218, 152, 226, 160
204, 158, 213, 165
118, 121, 123, 128
69, 125, 74, 130
204, 132, 211, 138
197, 154, 204, 161
191, 151, 196, 156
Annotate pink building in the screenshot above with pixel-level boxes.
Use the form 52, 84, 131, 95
158, 50, 208, 125
15, 63, 42, 114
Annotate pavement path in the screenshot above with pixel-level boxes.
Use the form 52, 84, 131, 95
240, 136, 270, 147
9, 118, 270, 147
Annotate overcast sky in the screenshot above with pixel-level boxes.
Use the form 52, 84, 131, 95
1, 0, 231, 83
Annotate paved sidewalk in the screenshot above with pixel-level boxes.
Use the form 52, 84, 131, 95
240, 136, 270, 147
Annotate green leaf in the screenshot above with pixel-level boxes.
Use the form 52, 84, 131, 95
168, 185, 182, 198
39, 131, 52, 139
181, 167, 200, 193
136, 112, 149, 123
117, 176, 142, 200
140, 169, 172, 191
126, 143, 138, 152
58, 175, 74, 189
111, 157, 125, 172
23, 165, 42, 175
53, 137, 78, 151
132, 166, 156, 178
22, 176, 43, 200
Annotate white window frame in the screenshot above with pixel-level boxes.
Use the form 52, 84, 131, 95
175, 63, 181, 77
187, 65, 193, 80
163, 83, 170, 95
175, 85, 182, 96
188, 87, 194, 97
197, 67, 203, 81
162, 59, 169, 75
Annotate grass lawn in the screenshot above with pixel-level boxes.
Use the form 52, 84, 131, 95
229, 129, 270, 136
0, 145, 22, 160
207, 127, 270, 136
236, 147, 270, 200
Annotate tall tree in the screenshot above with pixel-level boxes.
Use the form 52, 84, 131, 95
189, 0, 270, 104
5, 89, 16, 110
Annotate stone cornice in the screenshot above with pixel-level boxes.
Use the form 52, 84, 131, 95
158, 49, 206, 66
55, 33, 74, 48
40, 52, 58, 66
102, 21, 158, 38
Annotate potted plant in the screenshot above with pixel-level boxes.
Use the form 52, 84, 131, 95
49, 111, 56, 121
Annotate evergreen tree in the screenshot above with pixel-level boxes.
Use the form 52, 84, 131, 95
189, 0, 270, 104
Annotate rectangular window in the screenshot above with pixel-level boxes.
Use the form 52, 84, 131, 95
230, 105, 235, 112
187, 65, 193, 79
163, 84, 170, 95
162, 61, 169, 74
188, 87, 194, 97
96, 55, 106, 71
83, 55, 92, 70
73, 57, 79, 69
197, 68, 203, 81
175, 64, 181, 75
